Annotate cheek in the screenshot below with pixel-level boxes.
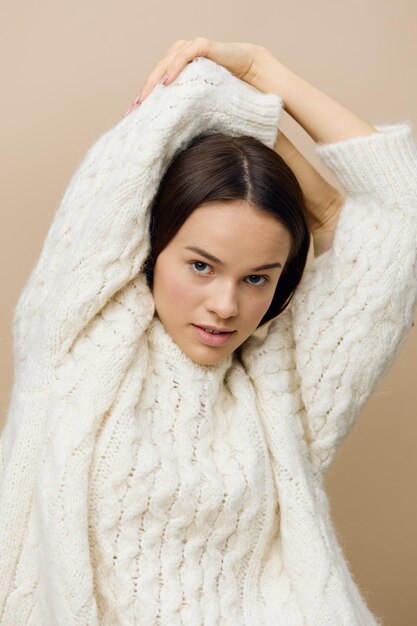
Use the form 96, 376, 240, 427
170, 281, 190, 302
162, 272, 196, 308
246, 291, 274, 321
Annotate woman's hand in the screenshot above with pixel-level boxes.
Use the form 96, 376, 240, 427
124, 37, 268, 115
124, 36, 372, 255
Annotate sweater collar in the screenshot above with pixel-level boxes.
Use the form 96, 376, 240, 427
146, 315, 234, 389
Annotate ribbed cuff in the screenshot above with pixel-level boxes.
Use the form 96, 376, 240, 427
315, 120, 417, 203
176, 56, 283, 149
216, 70, 283, 148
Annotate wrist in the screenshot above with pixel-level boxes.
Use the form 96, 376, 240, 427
253, 48, 290, 99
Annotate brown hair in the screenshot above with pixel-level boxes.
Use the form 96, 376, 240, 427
143, 132, 310, 328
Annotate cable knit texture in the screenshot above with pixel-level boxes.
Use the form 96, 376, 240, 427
1, 56, 417, 625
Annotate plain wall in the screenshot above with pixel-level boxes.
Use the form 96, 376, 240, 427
1, 1, 416, 623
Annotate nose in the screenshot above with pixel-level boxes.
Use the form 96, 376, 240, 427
205, 281, 239, 319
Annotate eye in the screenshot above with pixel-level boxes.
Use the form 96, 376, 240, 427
246, 275, 269, 287
190, 261, 212, 274
190, 261, 269, 287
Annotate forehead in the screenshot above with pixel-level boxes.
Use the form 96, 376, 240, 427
175, 200, 291, 253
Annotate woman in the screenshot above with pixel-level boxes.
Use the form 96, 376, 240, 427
1, 38, 416, 625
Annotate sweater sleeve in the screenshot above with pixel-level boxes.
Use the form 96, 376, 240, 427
9, 57, 282, 395
289, 120, 417, 476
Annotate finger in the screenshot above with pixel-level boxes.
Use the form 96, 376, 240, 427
165, 36, 212, 81
123, 40, 191, 116
137, 40, 194, 104
164, 39, 189, 56
137, 37, 215, 104
123, 37, 213, 118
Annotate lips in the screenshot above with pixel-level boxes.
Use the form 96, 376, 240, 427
192, 324, 235, 346
195, 325, 235, 334
201, 328, 228, 334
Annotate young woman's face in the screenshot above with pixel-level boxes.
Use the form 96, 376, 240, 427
152, 200, 293, 365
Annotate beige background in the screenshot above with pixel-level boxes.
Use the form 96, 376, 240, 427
1, 1, 416, 623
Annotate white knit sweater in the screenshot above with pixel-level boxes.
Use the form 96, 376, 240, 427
1, 57, 417, 626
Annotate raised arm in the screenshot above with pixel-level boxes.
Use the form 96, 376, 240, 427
273, 130, 344, 257
254, 51, 417, 476
8, 55, 283, 397
255, 49, 381, 257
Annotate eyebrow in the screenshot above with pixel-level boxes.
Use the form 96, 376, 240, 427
183, 246, 282, 271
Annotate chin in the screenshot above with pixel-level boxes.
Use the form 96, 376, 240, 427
194, 349, 232, 366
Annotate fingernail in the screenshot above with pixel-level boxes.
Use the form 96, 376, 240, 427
133, 90, 142, 104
